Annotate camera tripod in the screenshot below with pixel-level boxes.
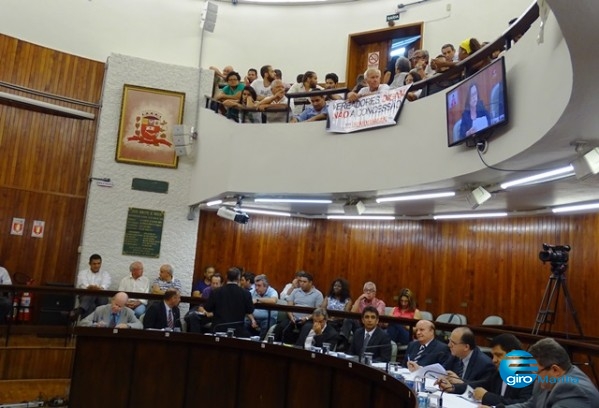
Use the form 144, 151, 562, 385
532, 263, 598, 383
532, 263, 583, 336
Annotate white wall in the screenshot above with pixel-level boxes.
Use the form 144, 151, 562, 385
1, 0, 533, 81
79, 54, 202, 302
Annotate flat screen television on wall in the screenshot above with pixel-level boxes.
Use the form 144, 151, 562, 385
446, 56, 508, 147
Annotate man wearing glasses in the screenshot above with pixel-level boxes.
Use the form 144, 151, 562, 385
487, 338, 599, 408
439, 326, 494, 394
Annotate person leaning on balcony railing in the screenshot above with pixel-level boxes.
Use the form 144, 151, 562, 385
258, 79, 294, 123
431, 37, 489, 79
346, 68, 390, 103
290, 93, 328, 123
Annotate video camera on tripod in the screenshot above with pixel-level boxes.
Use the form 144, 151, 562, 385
539, 243, 570, 275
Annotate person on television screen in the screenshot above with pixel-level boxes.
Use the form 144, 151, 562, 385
460, 83, 491, 138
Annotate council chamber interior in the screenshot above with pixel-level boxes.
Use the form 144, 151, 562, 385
1, 0, 599, 406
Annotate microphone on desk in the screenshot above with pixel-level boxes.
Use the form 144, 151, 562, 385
359, 343, 391, 363
420, 369, 458, 408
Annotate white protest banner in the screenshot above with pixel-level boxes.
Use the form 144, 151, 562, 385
327, 84, 411, 134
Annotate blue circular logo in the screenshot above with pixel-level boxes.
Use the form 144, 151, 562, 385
499, 350, 538, 388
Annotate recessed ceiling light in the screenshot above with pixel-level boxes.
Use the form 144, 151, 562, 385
376, 191, 455, 203
255, 198, 332, 204
433, 212, 508, 220
327, 215, 395, 220
552, 202, 599, 214
500, 165, 574, 189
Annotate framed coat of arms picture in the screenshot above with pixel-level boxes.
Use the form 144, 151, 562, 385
116, 84, 185, 168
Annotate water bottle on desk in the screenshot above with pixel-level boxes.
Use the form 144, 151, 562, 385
417, 391, 429, 408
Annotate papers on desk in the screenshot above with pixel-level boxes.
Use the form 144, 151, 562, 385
413, 363, 447, 379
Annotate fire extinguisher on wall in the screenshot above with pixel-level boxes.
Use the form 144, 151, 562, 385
19, 291, 32, 322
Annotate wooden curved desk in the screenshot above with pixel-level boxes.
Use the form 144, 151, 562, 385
70, 327, 415, 408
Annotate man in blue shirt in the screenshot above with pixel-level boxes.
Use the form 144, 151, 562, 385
246, 274, 278, 339
291, 94, 328, 123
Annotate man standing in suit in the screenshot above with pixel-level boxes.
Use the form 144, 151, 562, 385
142, 289, 182, 331
349, 306, 392, 363
473, 333, 533, 406
204, 267, 255, 337
78, 292, 142, 329
295, 308, 339, 349
404, 319, 451, 370
440, 326, 495, 394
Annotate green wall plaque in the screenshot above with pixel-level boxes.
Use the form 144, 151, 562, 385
122, 207, 164, 258
131, 178, 169, 194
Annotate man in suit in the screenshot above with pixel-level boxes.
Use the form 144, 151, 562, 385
439, 326, 495, 394
142, 289, 182, 331
404, 319, 451, 370
491, 338, 599, 408
204, 267, 255, 337
295, 308, 339, 349
78, 292, 142, 329
349, 306, 392, 363
473, 333, 533, 406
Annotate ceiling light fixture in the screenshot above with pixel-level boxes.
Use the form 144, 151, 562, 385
376, 191, 455, 203
240, 208, 291, 217
433, 212, 508, 220
327, 215, 396, 220
571, 147, 599, 180
466, 186, 492, 209
499, 165, 574, 189
255, 198, 333, 204
552, 202, 599, 214
206, 199, 223, 206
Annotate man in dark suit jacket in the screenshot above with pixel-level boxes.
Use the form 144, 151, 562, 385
295, 308, 339, 349
204, 267, 255, 337
349, 306, 392, 363
404, 320, 451, 370
473, 333, 533, 405
143, 289, 182, 330
441, 327, 494, 394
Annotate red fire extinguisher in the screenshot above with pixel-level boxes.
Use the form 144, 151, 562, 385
19, 291, 32, 322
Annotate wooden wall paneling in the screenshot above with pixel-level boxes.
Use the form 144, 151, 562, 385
286, 360, 332, 408
196, 211, 599, 338
69, 336, 135, 408
330, 370, 371, 407
129, 340, 189, 407
0, 347, 74, 380
0, 33, 104, 287
237, 351, 287, 408
185, 346, 239, 408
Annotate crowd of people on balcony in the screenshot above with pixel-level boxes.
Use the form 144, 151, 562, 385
207, 36, 506, 124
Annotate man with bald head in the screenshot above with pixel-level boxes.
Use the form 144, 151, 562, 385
78, 292, 142, 329
118, 261, 149, 317
403, 319, 451, 370
151, 264, 182, 294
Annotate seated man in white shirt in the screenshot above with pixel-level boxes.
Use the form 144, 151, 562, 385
118, 261, 149, 318
346, 68, 390, 102
295, 308, 339, 350
74, 253, 111, 319
258, 79, 294, 123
